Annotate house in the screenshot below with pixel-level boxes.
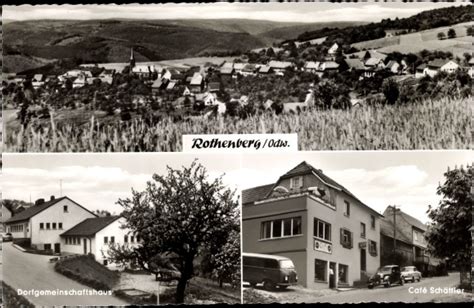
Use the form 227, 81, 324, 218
60, 216, 136, 267
1, 202, 15, 232
32, 74, 45, 89
189, 72, 204, 93
219, 63, 235, 81
72, 74, 88, 88
385, 29, 408, 37
328, 43, 339, 55
165, 81, 176, 91
242, 161, 382, 289
208, 82, 221, 93
424, 59, 459, 78
415, 63, 428, 78
233, 63, 246, 74
268, 61, 294, 75
4, 196, 97, 253
98, 69, 115, 85
303, 61, 320, 73
385, 60, 401, 74
344, 59, 375, 78
380, 206, 441, 274
241, 64, 258, 76
195, 92, 217, 106
131, 65, 156, 79
151, 78, 168, 94
258, 65, 273, 75
319, 61, 340, 73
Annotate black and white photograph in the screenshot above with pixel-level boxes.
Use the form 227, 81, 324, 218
1, 2, 472, 152
241, 150, 472, 303
1, 153, 242, 306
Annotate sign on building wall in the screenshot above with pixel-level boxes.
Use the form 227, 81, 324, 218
314, 239, 332, 254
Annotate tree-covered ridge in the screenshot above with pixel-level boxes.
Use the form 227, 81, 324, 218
296, 5, 472, 44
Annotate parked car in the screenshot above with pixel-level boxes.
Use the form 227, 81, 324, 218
243, 252, 298, 291
368, 265, 404, 289
401, 266, 422, 282
1, 233, 13, 242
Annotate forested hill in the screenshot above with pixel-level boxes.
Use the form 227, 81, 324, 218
295, 5, 473, 44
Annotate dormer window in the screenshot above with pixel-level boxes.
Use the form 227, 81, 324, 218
290, 176, 303, 190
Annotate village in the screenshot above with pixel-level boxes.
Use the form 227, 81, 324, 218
3, 26, 473, 121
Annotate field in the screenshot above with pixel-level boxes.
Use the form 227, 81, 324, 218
352, 22, 473, 58
4, 96, 472, 152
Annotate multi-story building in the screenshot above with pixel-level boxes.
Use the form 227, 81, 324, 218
242, 161, 383, 289
380, 206, 441, 273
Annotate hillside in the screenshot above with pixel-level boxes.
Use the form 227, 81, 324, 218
3, 18, 362, 73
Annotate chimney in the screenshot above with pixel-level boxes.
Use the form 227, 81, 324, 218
35, 198, 45, 206
50, 195, 55, 201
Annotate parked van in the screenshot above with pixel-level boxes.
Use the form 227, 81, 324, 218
243, 252, 298, 290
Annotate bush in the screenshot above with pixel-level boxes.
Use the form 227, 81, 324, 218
2, 281, 35, 308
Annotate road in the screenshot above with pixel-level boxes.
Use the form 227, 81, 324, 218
246, 272, 471, 303
3, 243, 127, 306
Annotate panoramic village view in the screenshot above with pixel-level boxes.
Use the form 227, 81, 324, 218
241, 152, 472, 303
1, 154, 241, 306
1, 3, 473, 152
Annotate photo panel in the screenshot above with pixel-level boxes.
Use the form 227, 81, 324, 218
241, 150, 473, 304
1, 153, 242, 306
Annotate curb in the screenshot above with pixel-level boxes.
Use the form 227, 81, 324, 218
12, 244, 26, 252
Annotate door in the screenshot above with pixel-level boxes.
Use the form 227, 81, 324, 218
329, 262, 336, 288
83, 238, 87, 254
360, 248, 367, 273
54, 243, 61, 254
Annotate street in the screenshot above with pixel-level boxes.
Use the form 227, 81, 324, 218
245, 272, 471, 303
2, 243, 127, 306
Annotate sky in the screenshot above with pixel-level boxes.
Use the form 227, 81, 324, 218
4, 2, 470, 23
2, 153, 242, 215
2, 151, 472, 223
241, 150, 473, 224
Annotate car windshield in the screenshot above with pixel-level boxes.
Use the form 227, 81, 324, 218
378, 266, 395, 273
279, 259, 295, 269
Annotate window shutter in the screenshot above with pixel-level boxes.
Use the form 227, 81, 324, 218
350, 231, 353, 248
340, 228, 344, 245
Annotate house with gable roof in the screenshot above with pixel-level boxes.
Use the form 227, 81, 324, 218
242, 161, 383, 289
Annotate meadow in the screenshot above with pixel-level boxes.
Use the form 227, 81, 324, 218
5, 96, 472, 152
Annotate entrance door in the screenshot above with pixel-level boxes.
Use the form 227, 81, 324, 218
83, 238, 87, 254
360, 248, 367, 278
54, 243, 61, 254
329, 262, 336, 289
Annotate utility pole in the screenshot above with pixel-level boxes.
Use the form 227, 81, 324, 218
393, 205, 400, 252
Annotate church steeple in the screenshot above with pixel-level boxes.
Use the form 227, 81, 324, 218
130, 47, 136, 68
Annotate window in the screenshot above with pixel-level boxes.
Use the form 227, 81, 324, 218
413, 231, 418, 241
340, 228, 353, 249
104, 236, 108, 244
315, 259, 327, 282
110, 236, 115, 244
124, 235, 128, 243
52, 223, 57, 230
40, 223, 44, 230
103, 260, 108, 266
290, 176, 303, 189
136, 236, 140, 242
260, 217, 302, 240
338, 264, 349, 284
370, 215, 376, 229
369, 240, 377, 256
344, 201, 350, 217
313, 218, 331, 241
63, 205, 68, 213
46, 223, 50, 230
360, 223, 366, 238
58, 223, 63, 229
130, 236, 135, 243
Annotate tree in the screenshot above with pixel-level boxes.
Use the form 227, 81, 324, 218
108, 161, 239, 303
437, 32, 446, 40
447, 28, 456, 39
425, 164, 473, 288
467, 26, 474, 37
382, 78, 400, 105
211, 229, 241, 288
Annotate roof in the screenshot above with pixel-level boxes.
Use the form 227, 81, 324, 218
304, 61, 320, 70
233, 63, 246, 70
416, 63, 427, 71
258, 66, 272, 73
242, 184, 274, 205
166, 81, 176, 90
190, 72, 203, 85
345, 58, 366, 71
380, 219, 412, 245
208, 82, 220, 91
268, 60, 293, 69
365, 57, 383, 67
427, 59, 455, 68
61, 216, 121, 237
242, 252, 293, 261
469, 58, 474, 65
364, 50, 387, 61
243, 64, 257, 72
384, 206, 427, 232
220, 67, 234, 75
386, 60, 399, 69
132, 65, 155, 73
5, 197, 94, 224
321, 61, 339, 70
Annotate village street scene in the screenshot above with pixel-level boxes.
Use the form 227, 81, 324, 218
240, 151, 472, 303
1, 3, 473, 152
1, 153, 242, 306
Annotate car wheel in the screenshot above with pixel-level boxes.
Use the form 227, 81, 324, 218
384, 281, 391, 288
263, 280, 276, 291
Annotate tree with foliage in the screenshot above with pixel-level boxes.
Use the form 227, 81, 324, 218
467, 26, 474, 37
107, 161, 239, 303
447, 28, 456, 39
211, 229, 241, 288
437, 32, 446, 40
382, 78, 400, 105
425, 164, 473, 288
